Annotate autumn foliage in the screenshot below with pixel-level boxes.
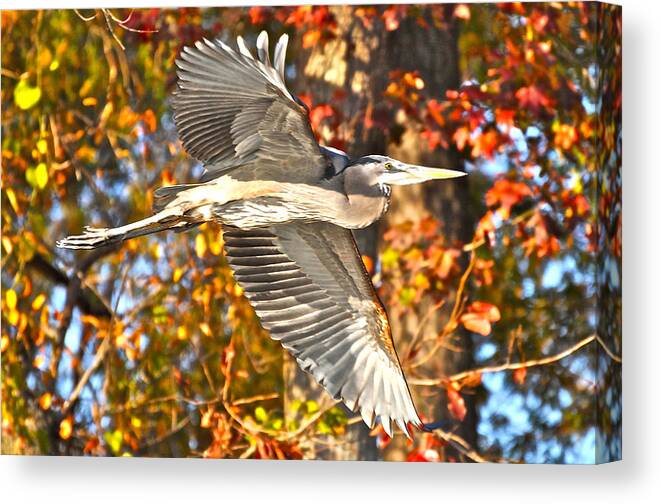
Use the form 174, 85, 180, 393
1, 3, 621, 462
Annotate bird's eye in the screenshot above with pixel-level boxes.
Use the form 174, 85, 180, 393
384, 162, 393, 170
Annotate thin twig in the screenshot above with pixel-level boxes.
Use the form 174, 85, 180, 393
409, 333, 621, 387
232, 393, 279, 406
136, 417, 190, 453
61, 335, 111, 415
430, 427, 488, 463
74, 9, 97, 22
408, 252, 476, 370
61, 266, 130, 415
462, 207, 537, 252
595, 334, 622, 363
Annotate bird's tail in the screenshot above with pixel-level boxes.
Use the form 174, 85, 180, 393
56, 204, 196, 250
152, 183, 204, 213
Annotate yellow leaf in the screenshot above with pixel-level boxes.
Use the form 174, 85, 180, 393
209, 239, 222, 256
33, 354, 45, 368
26, 163, 48, 190
7, 309, 19, 326
2, 237, 13, 255
199, 322, 212, 337
14, 78, 42, 110
38, 392, 52, 410
82, 97, 97, 107
100, 102, 114, 123
414, 272, 430, 290
130, 416, 142, 428
49, 59, 59, 71
37, 139, 48, 154
177, 326, 187, 340
31, 293, 47, 311
5, 188, 18, 212
173, 267, 183, 283
1, 335, 9, 353
195, 234, 207, 258
59, 417, 73, 440
5, 289, 17, 310
35, 163, 48, 189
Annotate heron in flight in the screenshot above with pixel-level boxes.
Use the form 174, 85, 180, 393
57, 31, 465, 437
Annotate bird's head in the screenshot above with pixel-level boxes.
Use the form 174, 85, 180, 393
350, 155, 466, 188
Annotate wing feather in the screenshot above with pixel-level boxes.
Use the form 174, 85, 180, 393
223, 223, 422, 435
173, 31, 327, 182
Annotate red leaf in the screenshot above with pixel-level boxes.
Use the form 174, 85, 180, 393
513, 367, 527, 385
247, 6, 268, 25
485, 179, 532, 218
309, 104, 334, 130
468, 301, 501, 322
406, 449, 440, 462
515, 85, 552, 112
382, 7, 402, 31
447, 387, 467, 421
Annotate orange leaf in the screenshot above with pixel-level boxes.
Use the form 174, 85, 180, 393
31, 293, 46, 311
59, 416, 73, 440
361, 255, 374, 274
83, 437, 100, 454
460, 313, 491, 336
142, 109, 157, 133
38, 392, 52, 410
302, 30, 321, 49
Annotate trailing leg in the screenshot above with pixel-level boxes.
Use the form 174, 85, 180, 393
56, 205, 193, 250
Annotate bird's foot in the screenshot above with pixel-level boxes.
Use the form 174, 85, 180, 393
56, 227, 117, 250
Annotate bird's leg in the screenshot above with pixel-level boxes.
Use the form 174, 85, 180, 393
56, 206, 190, 250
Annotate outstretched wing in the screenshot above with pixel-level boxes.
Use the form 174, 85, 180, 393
223, 222, 422, 436
173, 31, 328, 183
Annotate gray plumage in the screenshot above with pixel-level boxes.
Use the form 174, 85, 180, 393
57, 31, 466, 437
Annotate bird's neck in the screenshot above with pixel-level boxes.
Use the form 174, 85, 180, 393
340, 171, 391, 229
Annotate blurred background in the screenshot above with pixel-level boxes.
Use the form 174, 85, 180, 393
1, 2, 621, 463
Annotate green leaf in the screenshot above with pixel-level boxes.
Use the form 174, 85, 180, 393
14, 78, 42, 110
399, 286, 416, 306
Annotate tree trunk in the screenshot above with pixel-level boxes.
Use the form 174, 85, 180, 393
285, 5, 476, 461
381, 11, 478, 461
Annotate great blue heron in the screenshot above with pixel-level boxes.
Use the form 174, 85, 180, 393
57, 31, 465, 437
